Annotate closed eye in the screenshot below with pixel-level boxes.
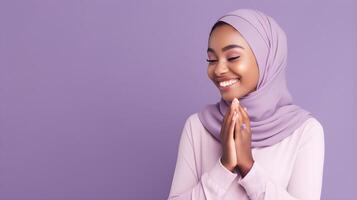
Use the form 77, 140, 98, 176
205, 56, 240, 64
228, 56, 240, 61
206, 59, 217, 63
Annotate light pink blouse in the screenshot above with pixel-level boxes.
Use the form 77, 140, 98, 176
168, 113, 325, 200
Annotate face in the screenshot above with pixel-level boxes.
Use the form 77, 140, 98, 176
207, 24, 259, 102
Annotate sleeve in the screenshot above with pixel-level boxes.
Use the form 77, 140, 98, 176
167, 116, 238, 199
236, 121, 325, 200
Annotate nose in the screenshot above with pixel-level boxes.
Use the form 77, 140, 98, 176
214, 60, 229, 76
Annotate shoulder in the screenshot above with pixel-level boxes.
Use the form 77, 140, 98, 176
182, 112, 202, 131
180, 112, 206, 140
300, 117, 324, 132
296, 117, 325, 148
299, 117, 324, 137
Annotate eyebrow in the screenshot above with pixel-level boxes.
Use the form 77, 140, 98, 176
207, 44, 245, 53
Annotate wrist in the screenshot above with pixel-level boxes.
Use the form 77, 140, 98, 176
220, 158, 236, 173
238, 160, 254, 178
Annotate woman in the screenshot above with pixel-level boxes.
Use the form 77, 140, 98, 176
168, 8, 324, 200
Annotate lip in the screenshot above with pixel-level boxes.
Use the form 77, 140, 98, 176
215, 76, 240, 83
217, 79, 240, 91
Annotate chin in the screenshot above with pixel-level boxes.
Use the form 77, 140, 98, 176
221, 92, 240, 102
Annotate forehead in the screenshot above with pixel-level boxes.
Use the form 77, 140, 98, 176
208, 24, 247, 49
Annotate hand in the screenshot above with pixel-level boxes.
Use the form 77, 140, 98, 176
234, 100, 254, 177
220, 98, 240, 173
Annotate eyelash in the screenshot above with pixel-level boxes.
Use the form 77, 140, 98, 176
206, 56, 240, 64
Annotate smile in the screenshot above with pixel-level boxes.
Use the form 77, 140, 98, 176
218, 79, 240, 91
219, 79, 239, 87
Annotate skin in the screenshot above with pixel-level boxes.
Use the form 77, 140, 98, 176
206, 24, 259, 177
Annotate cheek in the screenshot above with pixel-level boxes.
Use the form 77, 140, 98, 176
236, 64, 250, 73
244, 63, 259, 83
233, 63, 258, 83
231, 63, 250, 77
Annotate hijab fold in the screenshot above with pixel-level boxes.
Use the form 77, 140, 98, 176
197, 9, 312, 148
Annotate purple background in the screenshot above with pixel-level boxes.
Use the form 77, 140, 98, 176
0, 0, 356, 199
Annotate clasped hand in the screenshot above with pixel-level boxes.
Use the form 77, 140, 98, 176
220, 98, 254, 177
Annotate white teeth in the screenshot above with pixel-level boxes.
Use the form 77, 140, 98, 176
219, 79, 238, 87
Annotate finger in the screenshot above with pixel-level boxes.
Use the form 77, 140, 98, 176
229, 111, 238, 140
221, 104, 232, 136
221, 105, 235, 140
222, 108, 229, 127
235, 106, 243, 134
237, 106, 247, 133
226, 100, 239, 127
239, 106, 251, 131
228, 99, 239, 121
222, 99, 235, 122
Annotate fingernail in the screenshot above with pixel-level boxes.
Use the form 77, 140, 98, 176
244, 107, 247, 111
232, 98, 239, 105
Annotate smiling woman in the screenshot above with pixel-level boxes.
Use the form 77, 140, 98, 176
206, 21, 260, 101
168, 8, 324, 200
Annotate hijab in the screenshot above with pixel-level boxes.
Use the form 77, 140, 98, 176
197, 8, 313, 148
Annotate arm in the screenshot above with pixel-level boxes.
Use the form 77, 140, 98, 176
236, 122, 325, 200
168, 117, 238, 199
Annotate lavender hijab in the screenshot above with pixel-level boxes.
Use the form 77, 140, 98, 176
197, 9, 313, 148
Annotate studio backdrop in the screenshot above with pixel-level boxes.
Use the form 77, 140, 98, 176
0, 0, 356, 199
